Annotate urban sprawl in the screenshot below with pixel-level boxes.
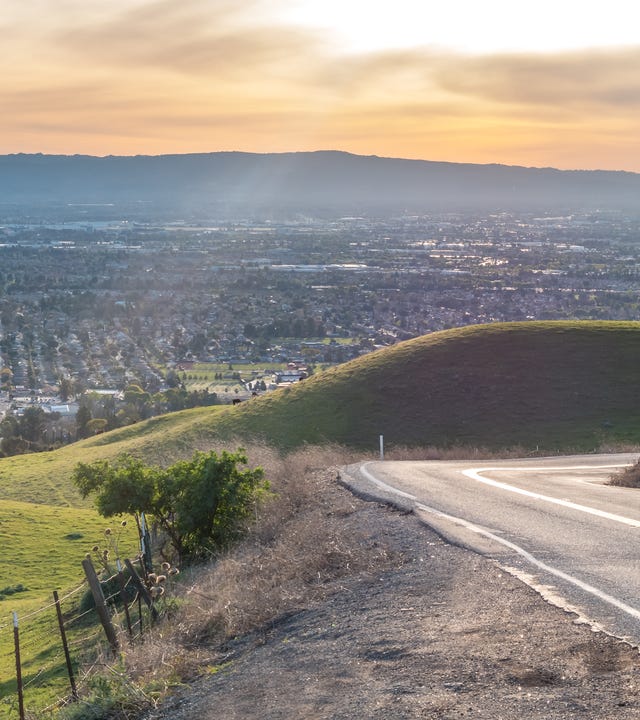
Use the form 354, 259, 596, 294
1, 209, 639, 452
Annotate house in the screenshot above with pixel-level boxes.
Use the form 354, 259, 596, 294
274, 370, 307, 384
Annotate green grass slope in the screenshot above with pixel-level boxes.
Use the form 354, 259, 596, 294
0, 406, 227, 505
3, 321, 640, 506
215, 320, 640, 451
0, 501, 138, 610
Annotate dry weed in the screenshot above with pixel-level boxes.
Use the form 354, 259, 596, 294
386, 442, 640, 461
597, 442, 640, 454
384, 444, 533, 461
118, 443, 387, 685
608, 460, 640, 487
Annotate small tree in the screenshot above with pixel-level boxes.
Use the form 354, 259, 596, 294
19, 406, 47, 444
86, 418, 108, 435
1, 366, 13, 388
59, 376, 74, 402
72, 449, 269, 562
75, 401, 92, 439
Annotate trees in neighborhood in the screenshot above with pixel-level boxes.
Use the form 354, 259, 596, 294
0, 406, 56, 456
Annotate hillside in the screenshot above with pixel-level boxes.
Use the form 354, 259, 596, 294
211, 320, 640, 451
2, 320, 640, 506
2, 151, 640, 216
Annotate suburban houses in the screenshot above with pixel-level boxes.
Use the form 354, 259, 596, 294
2, 208, 640, 444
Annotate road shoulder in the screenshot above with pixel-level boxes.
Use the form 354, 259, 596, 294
145, 479, 640, 719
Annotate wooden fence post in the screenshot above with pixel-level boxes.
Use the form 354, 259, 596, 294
53, 590, 78, 700
138, 592, 144, 638
13, 612, 25, 720
115, 563, 133, 640
82, 558, 119, 652
124, 558, 158, 621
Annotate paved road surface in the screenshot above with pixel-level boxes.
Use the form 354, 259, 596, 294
345, 453, 640, 646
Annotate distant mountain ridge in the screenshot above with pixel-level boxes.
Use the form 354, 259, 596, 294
1, 150, 639, 217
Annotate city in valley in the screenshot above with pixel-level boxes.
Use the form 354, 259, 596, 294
1, 208, 639, 453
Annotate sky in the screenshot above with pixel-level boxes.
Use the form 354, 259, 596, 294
4, 0, 640, 171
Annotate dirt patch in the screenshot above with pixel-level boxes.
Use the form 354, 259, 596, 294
143, 478, 640, 720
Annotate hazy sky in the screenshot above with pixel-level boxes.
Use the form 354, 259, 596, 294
4, 0, 640, 170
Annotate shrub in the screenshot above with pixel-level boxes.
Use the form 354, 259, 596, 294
73, 449, 269, 562
609, 460, 640, 487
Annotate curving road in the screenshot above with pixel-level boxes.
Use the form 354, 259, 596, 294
345, 453, 640, 646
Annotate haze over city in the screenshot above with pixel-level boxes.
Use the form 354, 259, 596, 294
5, 0, 640, 171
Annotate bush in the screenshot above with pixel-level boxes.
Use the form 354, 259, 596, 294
0, 583, 28, 601
609, 461, 640, 487
73, 449, 269, 561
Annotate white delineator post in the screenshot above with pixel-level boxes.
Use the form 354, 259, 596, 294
379, 434, 384, 460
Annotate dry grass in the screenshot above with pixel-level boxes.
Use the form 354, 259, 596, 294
387, 442, 640, 462
596, 442, 640, 455
117, 443, 387, 685
383, 444, 535, 461
608, 458, 640, 487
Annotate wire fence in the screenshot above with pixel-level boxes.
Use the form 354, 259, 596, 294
0, 556, 158, 720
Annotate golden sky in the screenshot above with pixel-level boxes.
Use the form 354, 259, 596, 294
4, 0, 640, 170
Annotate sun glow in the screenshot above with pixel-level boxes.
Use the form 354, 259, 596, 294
285, 0, 640, 54
3, 0, 640, 169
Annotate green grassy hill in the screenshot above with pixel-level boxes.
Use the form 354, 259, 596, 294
215, 320, 640, 451
3, 320, 640, 507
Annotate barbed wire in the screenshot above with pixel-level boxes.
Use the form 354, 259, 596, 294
19, 597, 62, 621
0, 553, 165, 717
57, 581, 87, 602
67, 629, 103, 648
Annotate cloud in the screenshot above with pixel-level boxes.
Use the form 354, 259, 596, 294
21, 1, 640, 114
50, 0, 327, 82
308, 45, 640, 114
4, 1, 640, 168
434, 48, 640, 110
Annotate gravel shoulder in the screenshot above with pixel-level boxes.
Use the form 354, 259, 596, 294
146, 476, 640, 719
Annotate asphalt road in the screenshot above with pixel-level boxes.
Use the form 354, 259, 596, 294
346, 453, 640, 646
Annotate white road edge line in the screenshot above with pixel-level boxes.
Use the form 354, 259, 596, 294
360, 463, 417, 500
413, 500, 640, 623
464, 465, 640, 528
359, 461, 640, 623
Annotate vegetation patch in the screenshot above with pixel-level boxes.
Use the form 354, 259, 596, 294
73, 448, 269, 561
0, 584, 27, 601
608, 460, 640, 487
